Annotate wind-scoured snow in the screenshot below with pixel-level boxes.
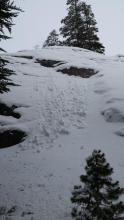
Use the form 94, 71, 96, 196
0, 46, 124, 219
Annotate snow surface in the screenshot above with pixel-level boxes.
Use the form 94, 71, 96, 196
0, 46, 124, 219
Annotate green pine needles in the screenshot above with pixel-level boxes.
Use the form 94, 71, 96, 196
71, 150, 124, 220
43, 29, 59, 47
0, 0, 22, 93
0, 58, 15, 93
0, 0, 22, 49
60, 0, 105, 53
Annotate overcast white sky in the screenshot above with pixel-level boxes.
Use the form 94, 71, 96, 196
1, 0, 124, 55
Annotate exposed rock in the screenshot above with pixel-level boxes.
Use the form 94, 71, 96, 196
101, 108, 124, 122
13, 55, 33, 59
0, 103, 21, 119
36, 59, 65, 67
0, 130, 27, 148
57, 67, 98, 78
115, 128, 124, 137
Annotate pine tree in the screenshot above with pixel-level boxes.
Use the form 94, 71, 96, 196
71, 150, 124, 220
43, 29, 59, 47
0, 0, 22, 51
0, 58, 15, 93
80, 2, 105, 54
60, 0, 105, 53
0, 0, 22, 93
60, 0, 83, 47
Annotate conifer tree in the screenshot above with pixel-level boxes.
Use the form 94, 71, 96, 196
0, 0, 22, 93
71, 150, 124, 220
0, 0, 22, 51
0, 58, 15, 93
80, 2, 105, 54
60, 0, 105, 53
43, 29, 59, 47
60, 0, 82, 47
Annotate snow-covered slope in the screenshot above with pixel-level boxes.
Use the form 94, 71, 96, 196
0, 46, 124, 219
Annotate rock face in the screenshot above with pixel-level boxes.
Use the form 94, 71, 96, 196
0, 103, 27, 148
0, 103, 21, 119
0, 130, 26, 148
115, 128, 124, 137
36, 59, 65, 67
57, 67, 98, 78
1, 46, 124, 220
36, 58, 98, 78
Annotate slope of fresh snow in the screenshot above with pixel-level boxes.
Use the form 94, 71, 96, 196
0, 46, 124, 219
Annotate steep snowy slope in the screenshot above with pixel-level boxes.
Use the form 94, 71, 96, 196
0, 47, 124, 219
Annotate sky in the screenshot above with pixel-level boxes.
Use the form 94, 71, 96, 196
1, 0, 124, 55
